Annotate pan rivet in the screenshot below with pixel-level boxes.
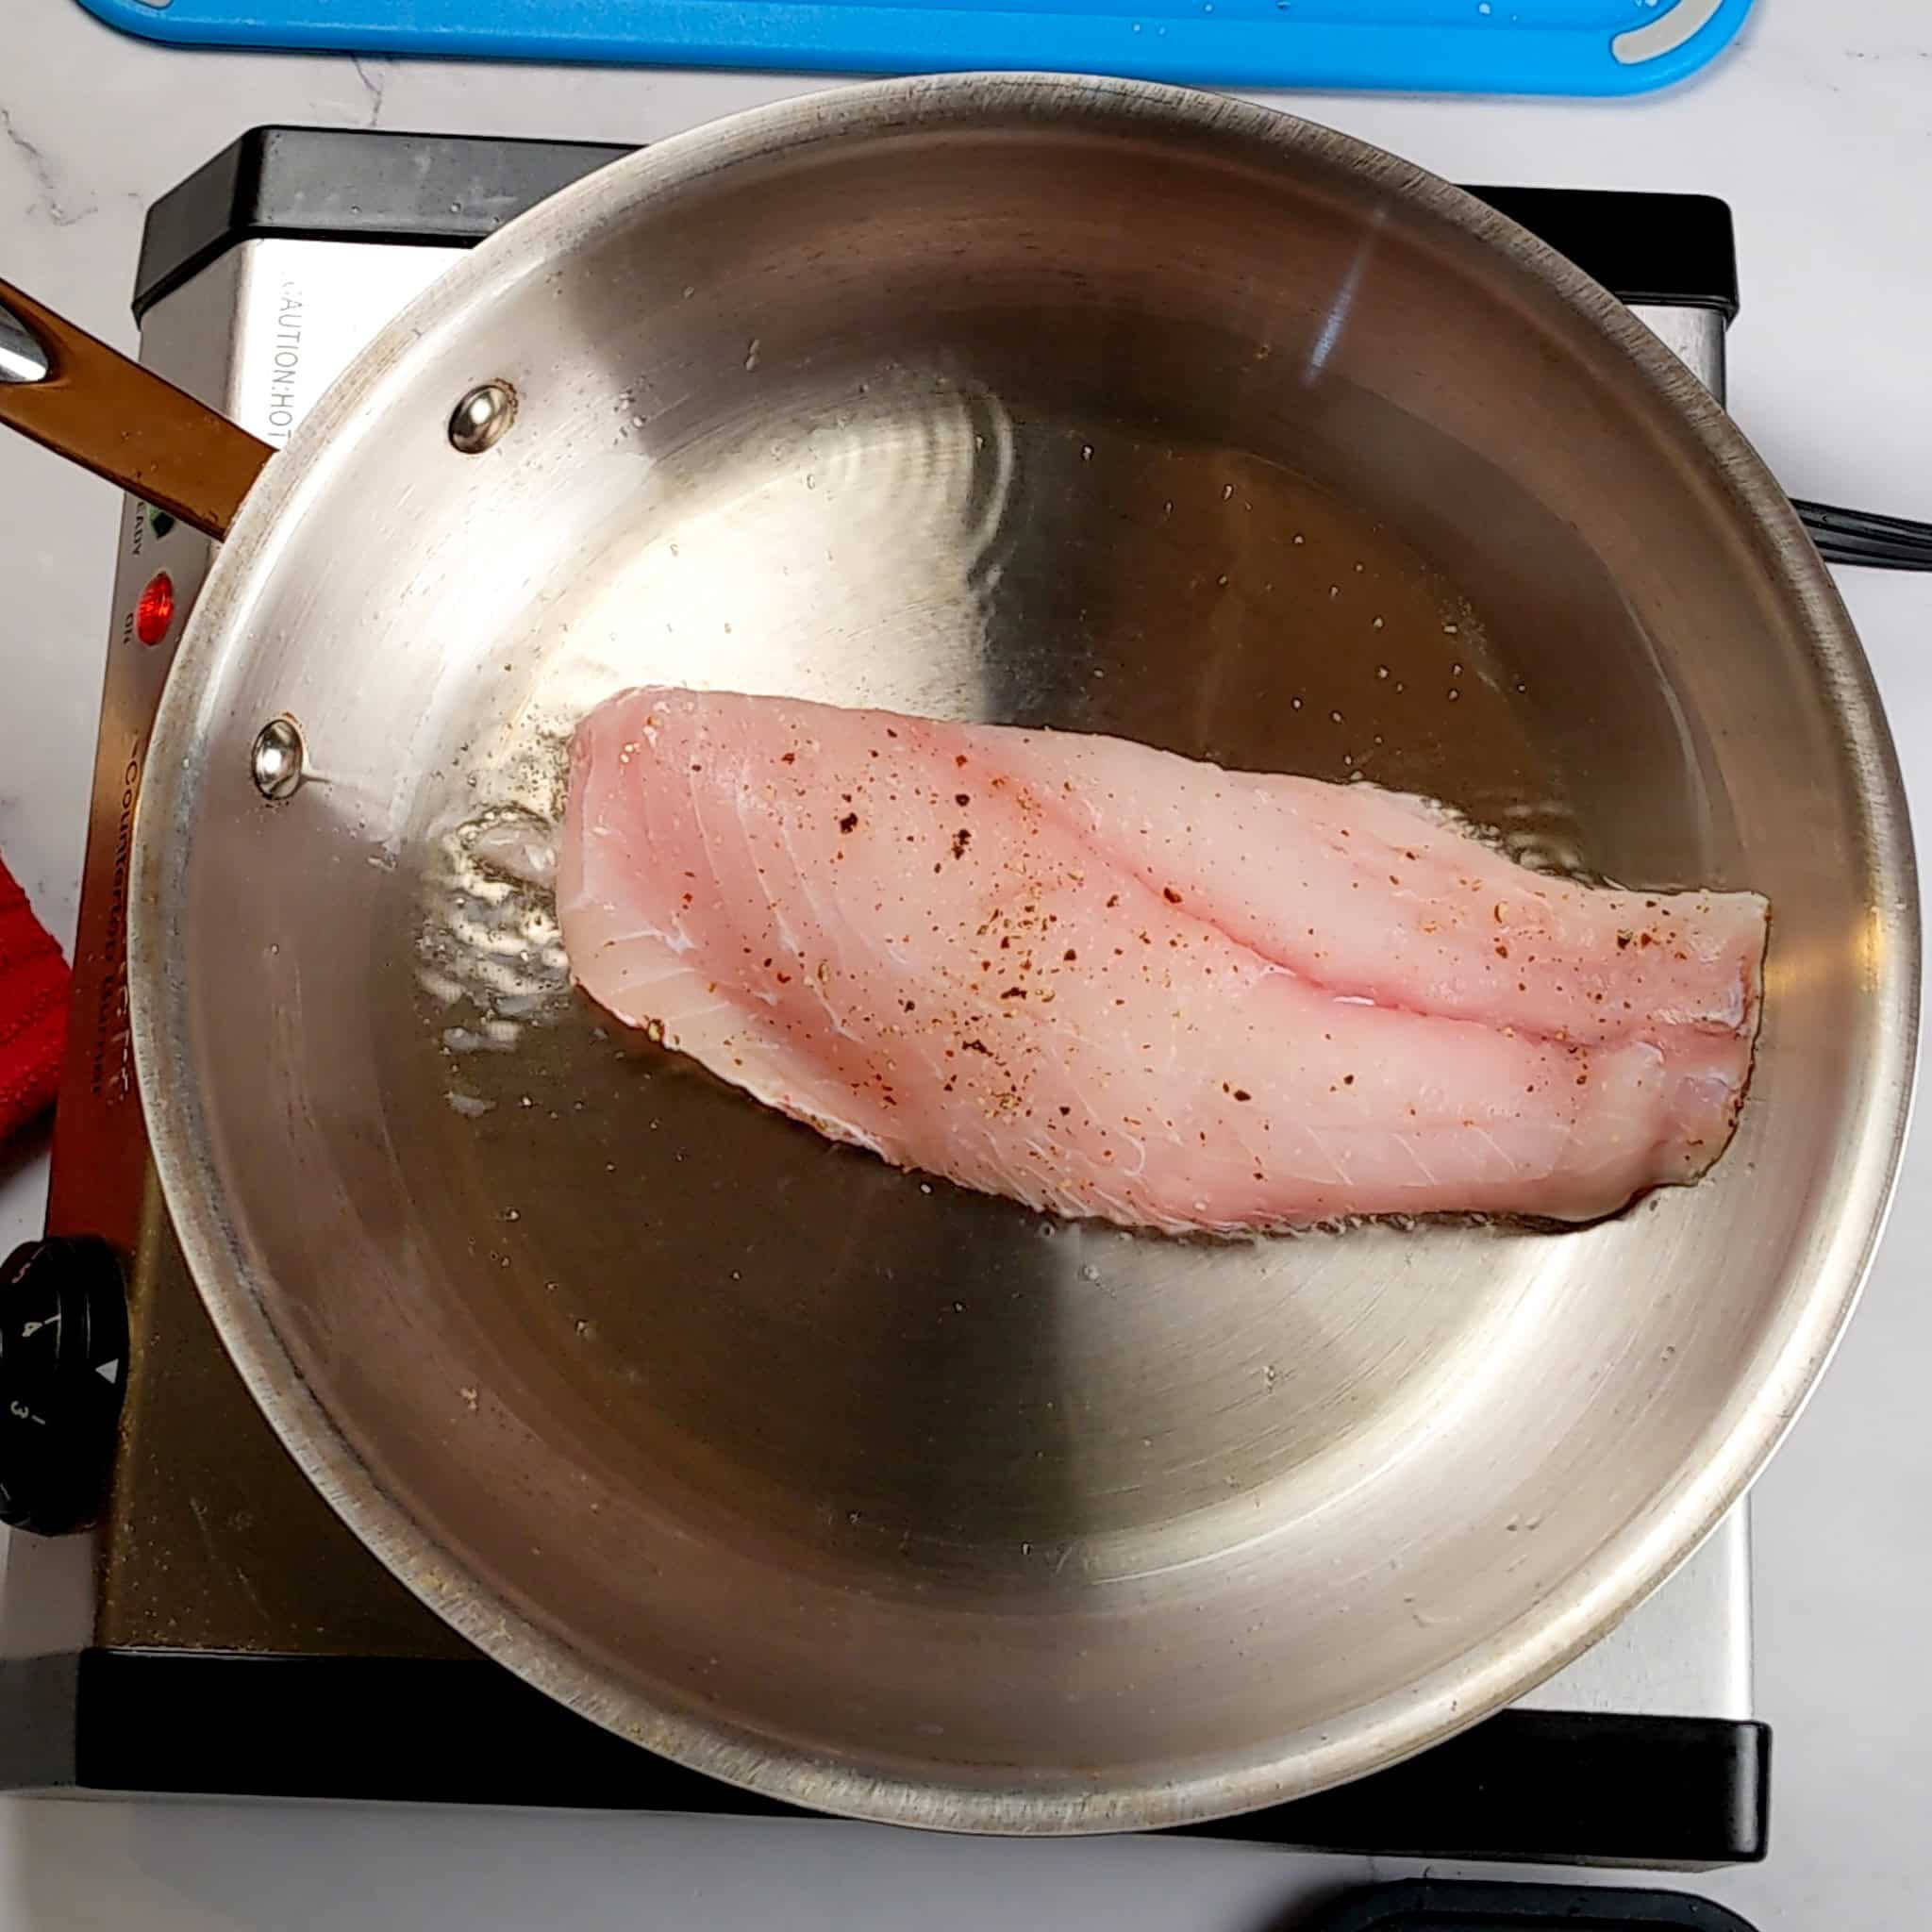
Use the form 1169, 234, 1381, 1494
448, 381, 517, 455
251, 717, 306, 802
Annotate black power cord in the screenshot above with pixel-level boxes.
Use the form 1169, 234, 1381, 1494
1794, 498, 1932, 571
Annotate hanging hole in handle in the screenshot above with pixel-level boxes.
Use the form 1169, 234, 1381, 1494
0, 307, 49, 385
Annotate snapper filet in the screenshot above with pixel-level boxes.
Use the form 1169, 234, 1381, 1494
558, 688, 1767, 1232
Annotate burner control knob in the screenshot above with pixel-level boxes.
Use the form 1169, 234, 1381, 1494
0, 1238, 128, 1535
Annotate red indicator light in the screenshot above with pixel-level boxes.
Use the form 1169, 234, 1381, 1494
135, 572, 175, 646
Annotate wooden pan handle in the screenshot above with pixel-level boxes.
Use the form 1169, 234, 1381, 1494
0, 278, 273, 541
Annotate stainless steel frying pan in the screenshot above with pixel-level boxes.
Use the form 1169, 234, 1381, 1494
0, 75, 1916, 1834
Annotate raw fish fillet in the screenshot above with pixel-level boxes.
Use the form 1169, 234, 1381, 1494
558, 689, 1767, 1232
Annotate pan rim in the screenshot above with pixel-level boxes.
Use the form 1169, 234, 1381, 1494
128, 70, 1919, 1835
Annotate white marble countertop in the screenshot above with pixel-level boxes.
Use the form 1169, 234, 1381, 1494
4, 2, 1930, 1924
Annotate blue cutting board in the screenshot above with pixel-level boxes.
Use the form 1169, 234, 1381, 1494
75, 0, 1756, 93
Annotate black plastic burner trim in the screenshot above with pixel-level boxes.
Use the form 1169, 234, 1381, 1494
1305, 1877, 1761, 1929
0, 1650, 1767, 1867
132, 126, 1740, 323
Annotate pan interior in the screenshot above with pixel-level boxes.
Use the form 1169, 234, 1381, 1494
148, 84, 1904, 1826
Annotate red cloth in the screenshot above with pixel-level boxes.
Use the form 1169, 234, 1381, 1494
0, 854, 69, 1146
